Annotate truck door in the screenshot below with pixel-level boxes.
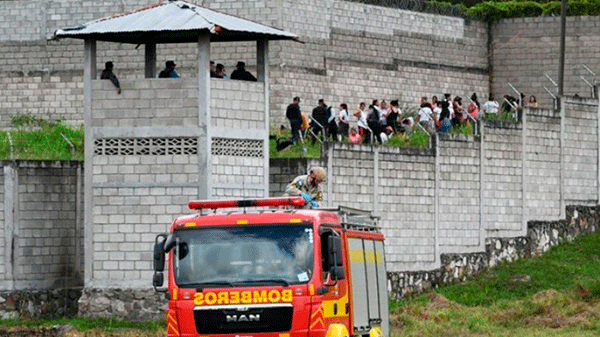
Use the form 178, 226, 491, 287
347, 237, 388, 337
314, 229, 350, 334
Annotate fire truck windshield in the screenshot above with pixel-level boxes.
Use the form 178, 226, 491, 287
173, 225, 314, 288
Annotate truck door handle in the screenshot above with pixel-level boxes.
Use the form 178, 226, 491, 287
345, 302, 349, 314
333, 303, 338, 315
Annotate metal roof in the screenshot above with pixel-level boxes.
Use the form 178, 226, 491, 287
53, 1, 298, 44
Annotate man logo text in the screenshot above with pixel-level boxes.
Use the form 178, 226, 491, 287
226, 314, 260, 322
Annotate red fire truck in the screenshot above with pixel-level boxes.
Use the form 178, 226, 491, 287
153, 197, 389, 337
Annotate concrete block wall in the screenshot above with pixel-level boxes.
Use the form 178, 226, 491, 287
91, 79, 199, 128
525, 108, 561, 220
212, 155, 265, 198
269, 159, 319, 196
330, 1, 466, 39
377, 147, 436, 270
90, 186, 196, 287
92, 155, 199, 186
438, 135, 481, 250
563, 97, 598, 203
3, 0, 600, 136
491, 16, 600, 111
211, 80, 265, 129
483, 123, 523, 235
327, 144, 376, 206
271, 1, 489, 127
270, 96, 598, 277
16, 163, 80, 288
281, 0, 330, 40
88, 66, 269, 289
0, 161, 82, 292
0, 0, 489, 132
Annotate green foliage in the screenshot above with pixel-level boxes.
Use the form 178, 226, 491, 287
483, 112, 517, 122
269, 128, 322, 158
0, 114, 84, 161
450, 122, 474, 135
387, 129, 431, 148
466, 0, 600, 20
438, 231, 600, 306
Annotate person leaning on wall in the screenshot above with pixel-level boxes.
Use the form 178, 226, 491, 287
158, 60, 180, 78
100, 61, 121, 94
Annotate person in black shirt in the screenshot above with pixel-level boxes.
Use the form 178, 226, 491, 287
286, 97, 302, 144
230, 61, 257, 81
311, 99, 329, 141
100, 61, 121, 94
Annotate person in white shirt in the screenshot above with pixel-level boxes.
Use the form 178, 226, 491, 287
418, 96, 433, 128
354, 102, 370, 143
338, 103, 350, 140
378, 100, 389, 127
482, 94, 500, 116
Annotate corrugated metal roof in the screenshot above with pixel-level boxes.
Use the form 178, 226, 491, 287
54, 1, 297, 43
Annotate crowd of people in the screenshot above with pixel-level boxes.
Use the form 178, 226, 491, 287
283, 92, 539, 147
210, 60, 257, 81
98, 59, 258, 94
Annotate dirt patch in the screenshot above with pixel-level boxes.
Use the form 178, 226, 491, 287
532, 289, 562, 305
424, 293, 463, 312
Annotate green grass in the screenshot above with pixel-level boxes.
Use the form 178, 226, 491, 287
269, 130, 322, 159
387, 129, 431, 148
483, 111, 518, 122
390, 231, 600, 336
0, 318, 165, 335
0, 114, 84, 161
270, 126, 433, 158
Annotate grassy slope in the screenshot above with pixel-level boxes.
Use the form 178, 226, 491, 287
391, 231, 600, 336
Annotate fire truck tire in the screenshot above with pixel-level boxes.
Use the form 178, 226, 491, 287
325, 323, 349, 337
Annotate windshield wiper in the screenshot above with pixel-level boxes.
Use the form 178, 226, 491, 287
235, 279, 290, 287
179, 281, 235, 291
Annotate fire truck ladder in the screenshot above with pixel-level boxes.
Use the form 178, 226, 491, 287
320, 206, 380, 233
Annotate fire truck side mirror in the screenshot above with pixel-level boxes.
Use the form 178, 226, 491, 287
154, 234, 166, 272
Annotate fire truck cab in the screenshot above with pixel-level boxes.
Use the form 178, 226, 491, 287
153, 197, 389, 337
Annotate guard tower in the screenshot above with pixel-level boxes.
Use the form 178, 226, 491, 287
54, 1, 297, 299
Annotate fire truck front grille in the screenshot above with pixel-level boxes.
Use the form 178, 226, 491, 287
194, 305, 293, 334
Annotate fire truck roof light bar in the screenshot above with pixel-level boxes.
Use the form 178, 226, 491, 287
188, 197, 306, 210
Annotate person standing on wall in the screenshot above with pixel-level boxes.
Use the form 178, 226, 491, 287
286, 96, 303, 145
158, 60, 180, 78
311, 99, 329, 141
338, 103, 350, 140
100, 61, 121, 94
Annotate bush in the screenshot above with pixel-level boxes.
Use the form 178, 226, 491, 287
466, 0, 600, 20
